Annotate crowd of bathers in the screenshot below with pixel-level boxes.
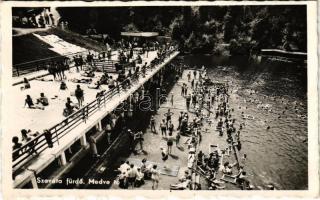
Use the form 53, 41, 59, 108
113, 65, 254, 190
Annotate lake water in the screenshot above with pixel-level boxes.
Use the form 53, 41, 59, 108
183, 54, 308, 190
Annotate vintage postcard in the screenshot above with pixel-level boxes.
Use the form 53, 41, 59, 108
0, 1, 318, 199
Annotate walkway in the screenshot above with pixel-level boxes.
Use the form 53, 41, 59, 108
12, 50, 180, 188
10, 51, 156, 142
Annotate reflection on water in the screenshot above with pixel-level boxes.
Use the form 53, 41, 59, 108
183, 54, 307, 190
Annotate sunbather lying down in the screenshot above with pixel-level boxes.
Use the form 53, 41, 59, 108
208, 180, 226, 190
70, 78, 93, 84
35, 77, 54, 82
81, 70, 95, 78
170, 176, 191, 190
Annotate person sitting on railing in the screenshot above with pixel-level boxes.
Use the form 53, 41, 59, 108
21, 129, 39, 141
36, 93, 49, 107
24, 95, 44, 110
21, 129, 39, 156
12, 136, 23, 160
44, 129, 53, 148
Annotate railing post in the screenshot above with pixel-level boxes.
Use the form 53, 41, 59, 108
59, 152, 67, 166
96, 121, 103, 132
82, 106, 87, 123
30, 173, 39, 189
55, 127, 59, 145
156, 88, 160, 111
80, 135, 87, 147
17, 66, 20, 77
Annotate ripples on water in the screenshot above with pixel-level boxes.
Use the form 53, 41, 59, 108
183, 55, 307, 190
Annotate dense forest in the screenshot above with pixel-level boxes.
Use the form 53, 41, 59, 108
57, 6, 307, 55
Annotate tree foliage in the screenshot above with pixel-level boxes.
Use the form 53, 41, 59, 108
57, 5, 307, 54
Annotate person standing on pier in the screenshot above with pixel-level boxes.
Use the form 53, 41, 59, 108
75, 85, 84, 107
134, 131, 144, 152
150, 115, 156, 133
127, 164, 137, 188
184, 86, 188, 96
181, 84, 185, 96
187, 71, 191, 82
105, 122, 112, 145
160, 119, 167, 138
168, 120, 174, 136
151, 165, 160, 190
170, 92, 174, 106
167, 132, 174, 155
192, 93, 197, 108
164, 109, 174, 126
88, 133, 100, 158
127, 129, 135, 151
177, 111, 183, 130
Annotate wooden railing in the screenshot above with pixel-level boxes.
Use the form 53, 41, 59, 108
12, 50, 118, 77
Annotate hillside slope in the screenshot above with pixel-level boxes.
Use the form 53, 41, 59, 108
13, 27, 107, 65
37, 28, 107, 52
13, 34, 60, 65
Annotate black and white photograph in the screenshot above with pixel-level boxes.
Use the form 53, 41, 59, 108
1, 1, 318, 197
